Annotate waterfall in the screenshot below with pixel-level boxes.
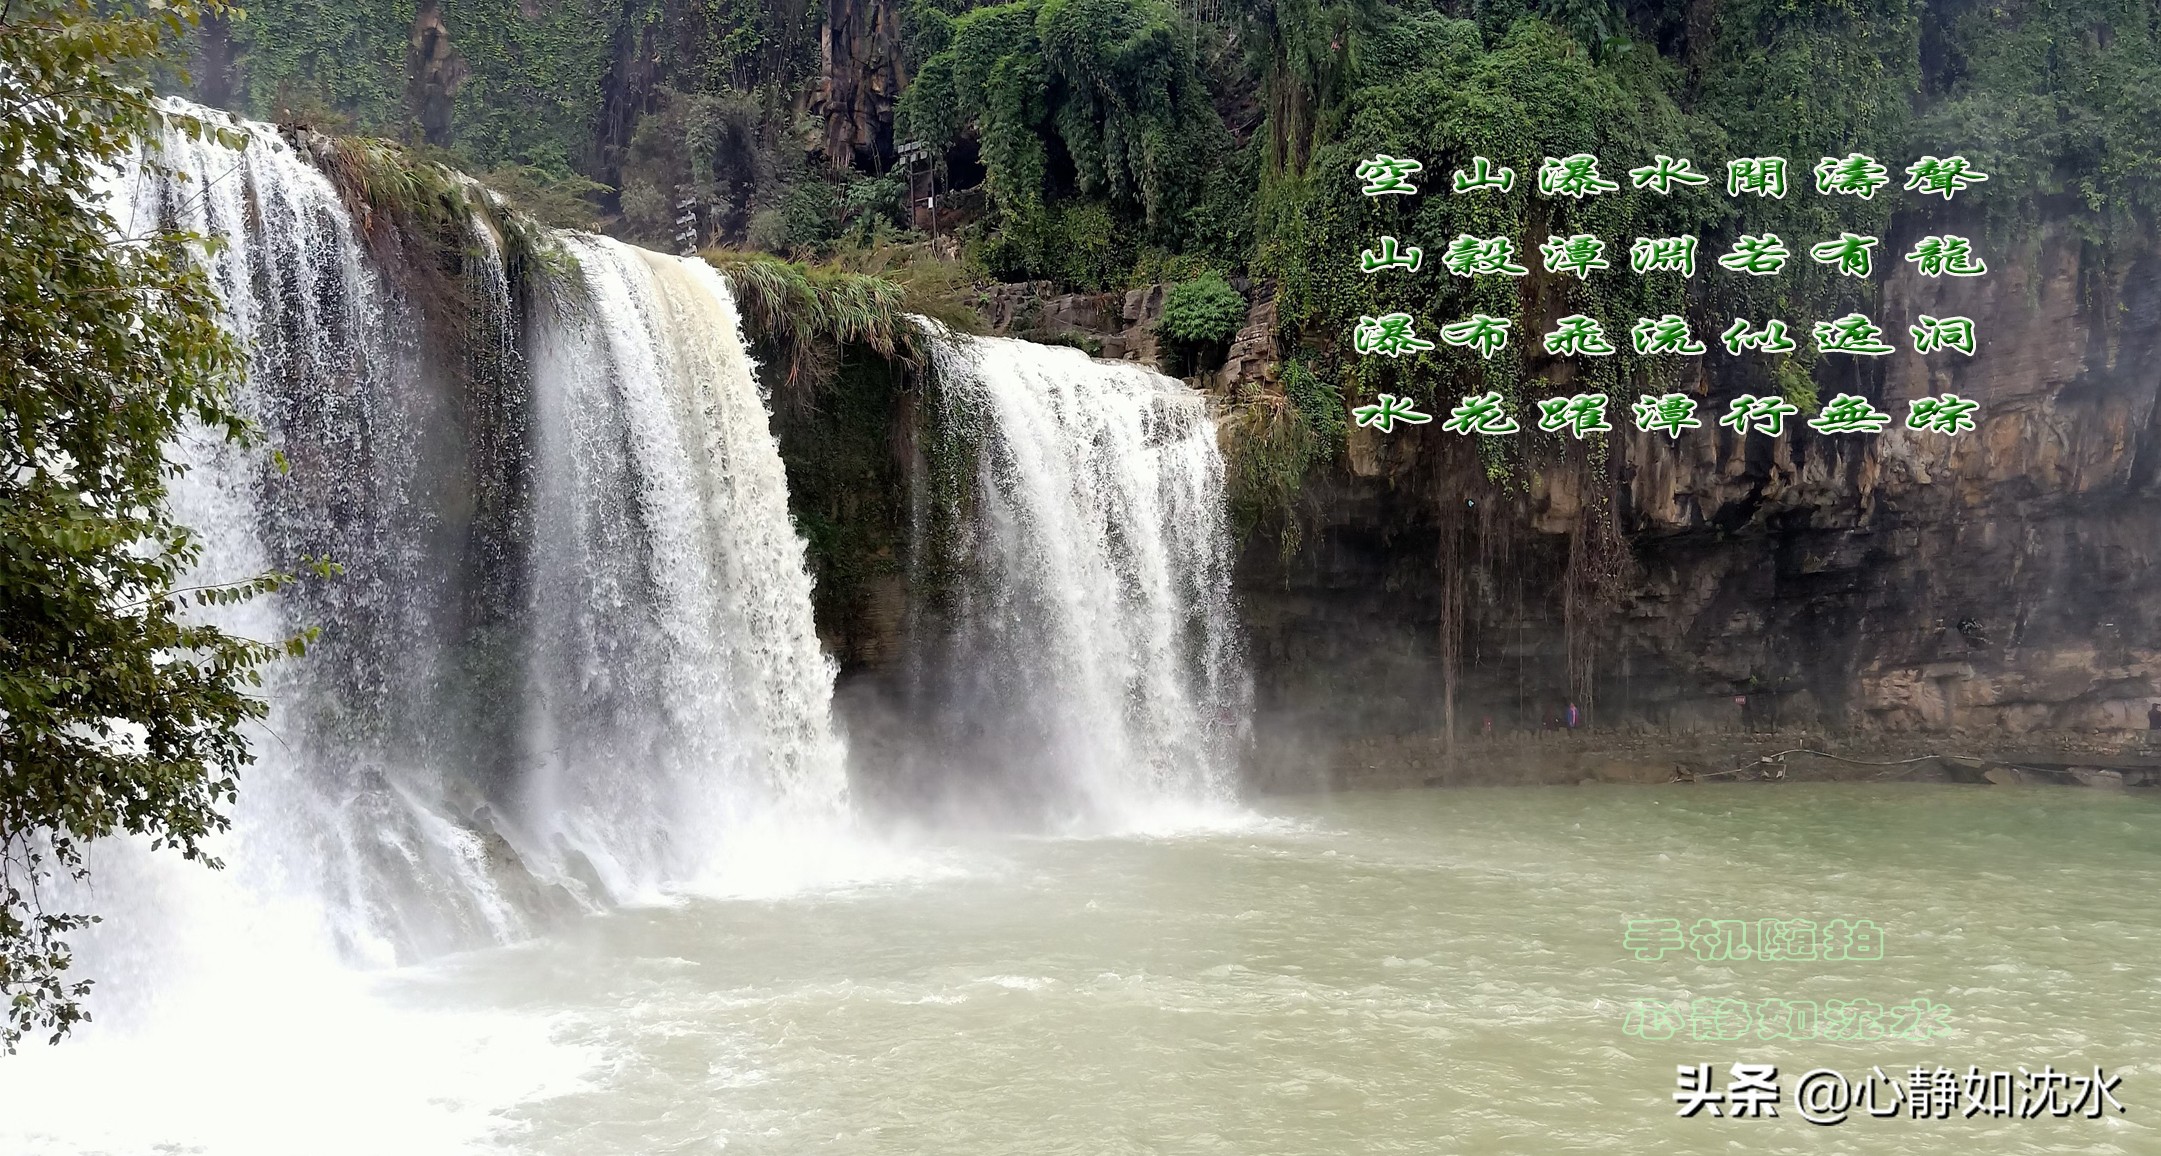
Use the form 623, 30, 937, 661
913, 333, 1250, 827
30, 96, 1248, 1051
62, 105, 848, 1013
522, 234, 848, 898
88, 109, 533, 992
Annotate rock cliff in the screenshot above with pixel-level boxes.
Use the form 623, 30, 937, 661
1232, 216, 2161, 783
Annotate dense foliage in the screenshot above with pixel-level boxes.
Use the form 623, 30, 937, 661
0, 0, 317, 1050
207, 0, 825, 240
1915, 0, 2161, 245
177, 0, 2158, 269
1159, 272, 1248, 343
900, 0, 1219, 219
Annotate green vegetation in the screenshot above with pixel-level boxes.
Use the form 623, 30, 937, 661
897, 0, 1250, 280
1224, 358, 1343, 554
216, 0, 617, 175
179, 0, 2157, 289
1916, 0, 2161, 249
614, 86, 910, 253
1245, 0, 2152, 495
1271, 15, 1813, 424
313, 132, 554, 271
900, 0, 1221, 225
207, 0, 824, 245
0, 0, 323, 1050
703, 248, 926, 405
1159, 273, 1249, 344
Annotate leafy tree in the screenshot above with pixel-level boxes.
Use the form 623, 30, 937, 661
0, 0, 318, 1051
896, 0, 1234, 251
1912, 0, 2161, 246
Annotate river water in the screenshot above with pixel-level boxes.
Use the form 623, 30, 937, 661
13, 783, 2148, 1155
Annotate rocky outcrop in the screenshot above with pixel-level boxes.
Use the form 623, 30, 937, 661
405, 1, 467, 147
1288, 729, 2161, 793
1219, 292, 1279, 393
977, 277, 1277, 391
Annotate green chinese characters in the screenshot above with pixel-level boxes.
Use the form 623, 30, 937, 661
1536, 393, 1612, 439
1442, 391, 1519, 435
1350, 393, 1434, 433
1352, 312, 1434, 357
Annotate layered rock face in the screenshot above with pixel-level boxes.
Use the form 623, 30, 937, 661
1238, 219, 2161, 767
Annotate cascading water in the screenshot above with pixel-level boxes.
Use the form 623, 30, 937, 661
522, 234, 849, 898
911, 332, 1250, 828
5, 94, 1251, 1156
55, 104, 849, 1016
82, 108, 535, 996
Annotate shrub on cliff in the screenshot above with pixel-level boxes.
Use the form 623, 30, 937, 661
896, 0, 1236, 255
1159, 273, 1248, 345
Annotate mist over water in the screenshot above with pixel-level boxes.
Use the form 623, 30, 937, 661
903, 333, 1251, 829
522, 235, 851, 900
3, 105, 1264, 1154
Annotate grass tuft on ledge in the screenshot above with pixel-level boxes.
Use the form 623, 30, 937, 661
702, 248, 940, 410
296, 130, 567, 304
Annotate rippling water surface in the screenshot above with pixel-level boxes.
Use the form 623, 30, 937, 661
9, 783, 2156, 1154
403, 784, 2156, 1155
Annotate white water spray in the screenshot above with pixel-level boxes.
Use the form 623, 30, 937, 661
46, 104, 851, 1013
3, 97, 1256, 1154
86, 106, 533, 983
919, 333, 1250, 827
522, 235, 849, 898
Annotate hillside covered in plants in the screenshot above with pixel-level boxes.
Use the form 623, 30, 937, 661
185, 1, 2153, 290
